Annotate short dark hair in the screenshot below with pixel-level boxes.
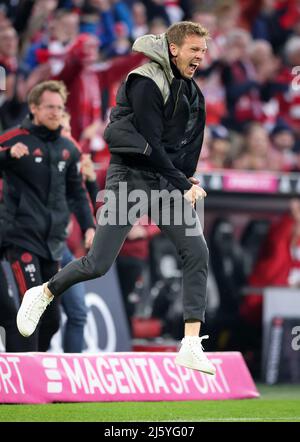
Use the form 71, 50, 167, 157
28, 80, 68, 106
166, 21, 210, 47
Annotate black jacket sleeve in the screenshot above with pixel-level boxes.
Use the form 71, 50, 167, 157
0, 147, 12, 168
85, 179, 99, 212
0, 128, 24, 168
127, 76, 192, 193
66, 149, 96, 232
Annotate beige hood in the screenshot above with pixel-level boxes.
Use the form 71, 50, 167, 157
132, 33, 174, 84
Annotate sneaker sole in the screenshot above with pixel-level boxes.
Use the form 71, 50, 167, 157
175, 357, 216, 375
16, 310, 32, 337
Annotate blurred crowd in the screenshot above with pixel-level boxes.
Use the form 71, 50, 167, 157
1, 0, 300, 376
2, 0, 300, 172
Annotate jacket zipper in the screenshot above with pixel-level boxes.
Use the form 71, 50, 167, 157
143, 142, 149, 154
172, 82, 182, 118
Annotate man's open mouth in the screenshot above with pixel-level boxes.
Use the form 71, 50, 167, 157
188, 63, 198, 73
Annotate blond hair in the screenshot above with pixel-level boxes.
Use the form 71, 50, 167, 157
166, 21, 210, 47
28, 80, 68, 106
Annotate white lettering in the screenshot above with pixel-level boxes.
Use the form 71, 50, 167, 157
119, 358, 145, 393
292, 326, 300, 351
163, 358, 183, 394
213, 359, 230, 393
61, 358, 90, 394
148, 359, 170, 393
9, 357, 25, 394
0, 357, 17, 393
128, 189, 147, 225
175, 365, 192, 393
190, 370, 208, 394
206, 371, 224, 393
134, 359, 154, 393
96, 357, 117, 394
84, 358, 105, 394
104, 427, 138, 439
109, 358, 130, 394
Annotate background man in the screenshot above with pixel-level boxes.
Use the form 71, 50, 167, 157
0, 80, 95, 351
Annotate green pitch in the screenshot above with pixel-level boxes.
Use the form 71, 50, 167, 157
0, 384, 299, 422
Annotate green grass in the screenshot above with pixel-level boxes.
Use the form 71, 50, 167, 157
0, 384, 299, 422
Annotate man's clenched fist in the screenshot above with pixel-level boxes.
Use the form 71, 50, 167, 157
10, 143, 29, 159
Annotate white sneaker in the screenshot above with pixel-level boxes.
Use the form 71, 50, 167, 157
175, 335, 216, 375
16, 285, 54, 337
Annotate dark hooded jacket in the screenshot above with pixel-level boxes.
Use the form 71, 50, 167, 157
0, 117, 95, 261
104, 33, 206, 192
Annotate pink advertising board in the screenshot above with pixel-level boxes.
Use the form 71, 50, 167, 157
0, 352, 259, 403
223, 171, 278, 193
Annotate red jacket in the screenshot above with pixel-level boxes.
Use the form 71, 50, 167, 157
120, 222, 160, 260
55, 50, 145, 151
276, 68, 300, 132
240, 214, 300, 325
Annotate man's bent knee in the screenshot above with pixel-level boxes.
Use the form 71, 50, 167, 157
83, 256, 112, 278
190, 237, 209, 267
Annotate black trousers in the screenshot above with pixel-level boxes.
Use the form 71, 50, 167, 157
0, 246, 60, 352
116, 255, 146, 328
48, 164, 209, 322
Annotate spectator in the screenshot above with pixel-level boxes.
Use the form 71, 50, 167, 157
276, 36, 300, 136
248, 39, 287, 130
0, 3, 12, 30
234, 122, 281, 170
214, 1, 241, 39
148, 17, 168, 34
79, 0, 117, 52
54, 30, 145, 157
221, 29, 265, 131
251, 0, 291, 53
110, 0, 134, 37
131, 2, 149, 39
54, 33, 104, 154
105, 21, 132, 57
193, 10, 226, 125
23, 8, 80, 71
142, 0, 170, 27
0, 26, 28, 130
201, 125, 232, 170
240, 198, 300, 327
20, 0, 58, 48
270, 118, 299, 171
